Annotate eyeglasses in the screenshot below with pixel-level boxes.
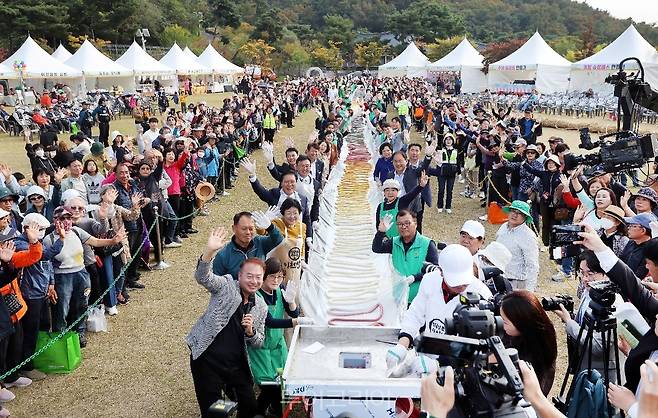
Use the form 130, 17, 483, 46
29, 195, 44, 201
628, 224, 645, 230
0, 199, 13, 204
396, 221, 413, 228
57, 216, 73, 221
68, 206, 85, 211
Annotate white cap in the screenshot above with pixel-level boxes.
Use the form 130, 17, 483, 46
0, 208, 9, 219
22, 213, 50, 228
26, 185, 46, 199
439, 244, 476, 287
62, 189, 85, 205
478, 242, 512, 274
382, 179, 401, 191
460, 220, 485, 239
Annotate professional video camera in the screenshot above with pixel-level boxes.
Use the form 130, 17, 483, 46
417, 293, 530, 418
587, 280, 619, 317
549, 224, 584, 262
541, 295, 574, 313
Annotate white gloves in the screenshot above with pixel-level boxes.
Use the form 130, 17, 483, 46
252, 210, 271, 229
305, 237, 313, 250
386, 343, 409, 370
411, 354, 439, 377
264, 205, 280, 221
281, 279, 298, 303
240, 158, 257, 177
404, 275, 415, 285
382, 213, 393, 232
262, 142, 274, 165
296, 317, 314, 325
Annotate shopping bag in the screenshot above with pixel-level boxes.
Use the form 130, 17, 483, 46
86, 306, 108, 333
487, 202, 508, 225
33, 331, 82, 374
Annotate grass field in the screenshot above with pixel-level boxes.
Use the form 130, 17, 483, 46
0, 93, 656, 416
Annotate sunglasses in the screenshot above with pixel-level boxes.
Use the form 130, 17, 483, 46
0, 199, 13, 204
57, 216, 73, 221
29, 195, 44, 201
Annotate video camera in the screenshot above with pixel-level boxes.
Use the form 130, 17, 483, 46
541, 295, 575, 313
572, 128, 658, 173
549, 224, 584, 262
416, 293, 530, 418
481, 267, 513, 315
587, 280, 619, 318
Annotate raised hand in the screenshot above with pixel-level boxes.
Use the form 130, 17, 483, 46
112, 227, 127, 244
206, 227, 228, 252
281, 279, 298, 304
53, 168, 67, 184
0, 241, 16, 263
419, 170, 429, 188
240, 158, 257, 177
0, 164, 12, 180
24, 221, 42, 244
264, 205, 280, 221
252, 210, 271, 229
262, 142, 274, 164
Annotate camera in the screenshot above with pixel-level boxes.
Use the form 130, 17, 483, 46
573, 128, 658, 173
541, 295, 574, 313
549, 225, 584, 262
445, 292, 503, 339
481, 267, 513, 315
587, 280, 619, 317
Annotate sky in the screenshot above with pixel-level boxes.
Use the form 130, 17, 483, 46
573, 0, 658, 25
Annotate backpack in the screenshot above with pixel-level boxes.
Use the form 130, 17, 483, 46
566, 369, 608, 418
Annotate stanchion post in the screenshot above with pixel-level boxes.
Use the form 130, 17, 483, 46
151, 204, 170, 270
485, 170, 492, 216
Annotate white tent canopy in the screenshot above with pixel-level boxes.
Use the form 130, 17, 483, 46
571, 25, 658, 92
488, 32, 572, 93
64, 40, 134, 93
116, 41, 173, 76
378, 42, 430, 78
0, 63, 13, 79
183, 46, 198, 61
1, 36, 81, 79
428, 37, 486, 93
196, 43, 244, 75
159, 43, 210, 75
51, 44, 73, 62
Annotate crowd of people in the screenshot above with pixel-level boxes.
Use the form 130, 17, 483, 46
1, 73, 658, 418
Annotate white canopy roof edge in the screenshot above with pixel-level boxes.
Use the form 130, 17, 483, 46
64, 40, 132, 77
159, 42, 211, 75
115, 41, 174, 76
0, 36, 81, 79
51, 44, 73, 62
196, 43, 244, 74
378, 42, 430, 78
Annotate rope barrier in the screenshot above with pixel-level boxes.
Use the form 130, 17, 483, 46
0, 207, 196, 381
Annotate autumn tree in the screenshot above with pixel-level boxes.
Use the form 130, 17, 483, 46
67, 35, 112, 52
481, 38, 527, 73
310, 41, 344, 70
425, 36, 463, 61
238, 39, 275, 67
354, 42, 388, 69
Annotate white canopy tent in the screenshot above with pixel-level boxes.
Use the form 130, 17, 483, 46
64, 40, 135, 93
160, 43, 210, 75
116, 41, 174, 77
51, 44, 73, 62
488, 32, 572, 94
0, 63, 14, 79
571, 25, 658, 93
196, 43, 244, 75
378, 42, 430, 78
183, 46, 198, 61
0, 36, 82, 93
428, 38, 487, 93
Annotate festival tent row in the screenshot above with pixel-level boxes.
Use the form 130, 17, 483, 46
571, 25, 658, 93
378, 42, 430, 78
427, 37, 487, 93
51, 44, 73, 62
64, 40, 135, 93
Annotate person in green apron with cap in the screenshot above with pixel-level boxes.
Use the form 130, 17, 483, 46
372, 209, 439, 304
376, 173, 429, 239
247, 257, 313, 417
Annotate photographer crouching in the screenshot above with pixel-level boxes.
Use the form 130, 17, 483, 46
186, 227, 267, 418
577, 225, 658, 416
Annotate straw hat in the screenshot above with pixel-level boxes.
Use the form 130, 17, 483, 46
194, 182, 216, 202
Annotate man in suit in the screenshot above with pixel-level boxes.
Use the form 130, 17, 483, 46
265, 147, 298, 182
241, 159, 312, 241
517, 108, 542, 145
385, 145, 434, 233
294, 155, 320, 223
306, 143, 325, 185
407, 143, 433, 225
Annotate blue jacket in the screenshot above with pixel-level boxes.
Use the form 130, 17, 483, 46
15, 235, 63, 299
203, 147, 222, 177
212, 225, 283, 280
373, 157, 394, 184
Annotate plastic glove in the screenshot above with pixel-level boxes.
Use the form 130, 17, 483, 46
252, 211, 271, 229
264, 205, 280, 221
296, 317, 314, 325
412, 354, 439, 377
386, 343, 409, 370
282, 279, 298, 303
382, 213, 393, 231
262, 142, 274, 164
388, 348, 417, 378
306, 237, 313, 250
422, 262, 440, 275
240, 158, 257, 177
404, 275, 415, 285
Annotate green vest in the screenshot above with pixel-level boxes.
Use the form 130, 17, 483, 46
392, 233, 431, 303
263, 113, 276, 129
442, 148, 457, 164
396, 101, 410, 116
247, 288, 288, 385
379, 199, 400, 239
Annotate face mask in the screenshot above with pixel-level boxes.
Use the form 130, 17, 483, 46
197, 152, 205, 158
35, 149, 45, 158
600, 218, 615, 230
37, 230, 46, 240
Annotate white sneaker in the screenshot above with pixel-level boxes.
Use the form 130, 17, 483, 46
0, 388, 14, 402
446, 209, 452, 214
479, 192, 485, 198
106, 306, 118, 316
478, 214, 488, 221
5, 377, 31, 388
164, 241, 182, 248
222, 191, 230, 196
437, 208, 443, 213
551, 271, 566, 282
459, 178, 465, 184
0, 406, 10, 417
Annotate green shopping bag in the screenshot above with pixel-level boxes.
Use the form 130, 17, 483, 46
70, 122, 79, 135
32, 331, 82, 374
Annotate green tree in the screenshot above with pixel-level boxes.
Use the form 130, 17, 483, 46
65, 0, 138, 43
388, 0, 464, 43
425, 36, 463, 61
310, 41, 344, 70
323, 15, 355, 54
207, 0, 241, 29
253, 8, 284, 44
0, 0, 69, 49
354, 41, 388, 69
281, 42, 311, 75
238, 39, 275, 67
160, 24, 196, 47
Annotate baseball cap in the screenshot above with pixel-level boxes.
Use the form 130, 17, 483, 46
22, 213, 50, 228
624, 213, 656, 231
439, 244, 476, 287
461, 220, 485, 239
53, 206, 73, 219
478, 242, 512, 274
513, 138, 527, 147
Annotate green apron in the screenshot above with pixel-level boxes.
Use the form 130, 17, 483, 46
247, 288, 288, 385
379, 199, 400, 238
392, 233, 431, 303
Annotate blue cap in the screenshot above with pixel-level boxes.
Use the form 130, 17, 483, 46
623, 213, 656, 231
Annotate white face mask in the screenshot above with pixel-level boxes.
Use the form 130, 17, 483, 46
37, 230, 46, 240
600, 218, 615, 230
35, 149, 45, 158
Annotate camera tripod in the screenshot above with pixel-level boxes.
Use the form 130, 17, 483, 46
555, 308, 623, 417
